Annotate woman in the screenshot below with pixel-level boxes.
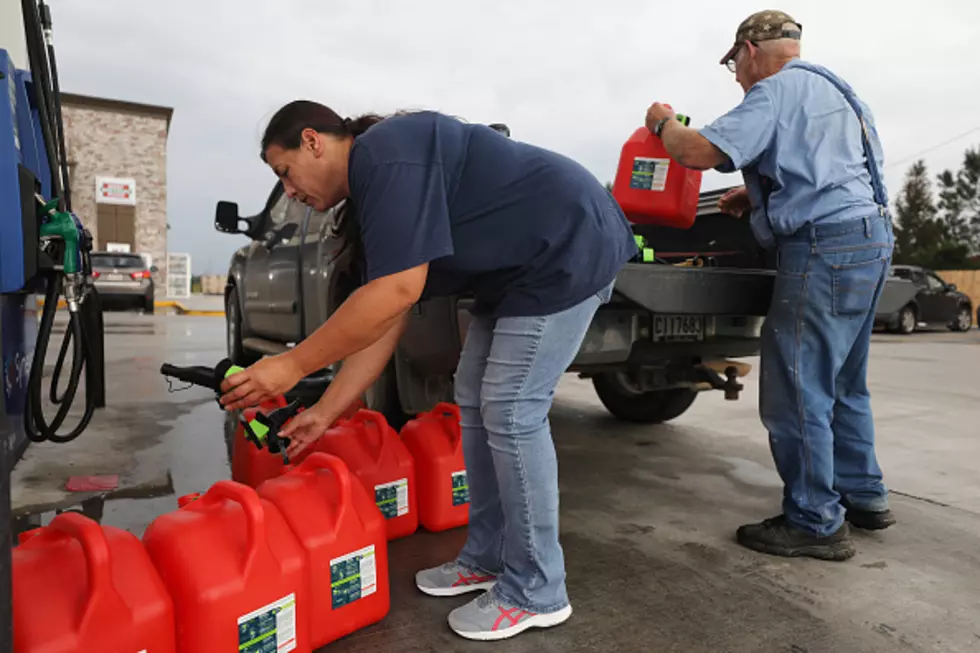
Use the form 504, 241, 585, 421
219, 100, 637, 641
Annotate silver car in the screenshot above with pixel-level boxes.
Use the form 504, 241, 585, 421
90, 252, 155, 314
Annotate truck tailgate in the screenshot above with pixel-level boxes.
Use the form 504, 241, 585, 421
613, 263, 775, 316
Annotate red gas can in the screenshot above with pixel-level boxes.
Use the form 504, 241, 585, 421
400, 402, 469, 532
231, 396, 291, 488
233, 397, 368, 488
13, 512, 176, 653
312, 409, 418, 540
612, 124, 703, 228
142, 480, 312, 653
257, 453, 390, 648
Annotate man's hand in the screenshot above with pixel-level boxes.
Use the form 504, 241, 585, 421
718, 186, 752, 217
645, 102, 676, 133
219, 353, 304, 411
280, 402, 339, 460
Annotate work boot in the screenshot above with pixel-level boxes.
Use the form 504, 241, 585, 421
448, 590, 573, 641
415, 561, 498, 597
841, 499, 897, 531
736, 515, 856, 561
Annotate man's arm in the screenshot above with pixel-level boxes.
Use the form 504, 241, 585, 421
659, 120, 729, 171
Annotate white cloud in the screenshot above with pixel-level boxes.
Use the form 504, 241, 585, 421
45, 0, 980, 273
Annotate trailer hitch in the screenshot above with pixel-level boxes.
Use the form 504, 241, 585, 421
695, 364, 744, 400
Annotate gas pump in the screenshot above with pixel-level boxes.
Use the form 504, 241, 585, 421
1, 0, 107, 648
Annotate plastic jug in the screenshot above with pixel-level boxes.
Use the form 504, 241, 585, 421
142, 480, 312, 653
612, 122, 703, 229
232, 396, 367, 488
257, 453, 390, 648
400, 402, 469, 532
13, 512, 176, 653
312, 409, 418, 540
231, 396, 292, 488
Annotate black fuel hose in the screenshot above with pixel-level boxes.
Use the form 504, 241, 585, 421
24, 273, 96, 443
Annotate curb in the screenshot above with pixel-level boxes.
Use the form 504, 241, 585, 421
40, 298, 224, 317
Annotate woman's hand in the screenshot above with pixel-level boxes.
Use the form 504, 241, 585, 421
280, 403, 339, 460
219, 353, 304, 411
718, 186, 752, 217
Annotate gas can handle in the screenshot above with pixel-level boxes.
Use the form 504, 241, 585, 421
44, 512, 120, 624
351, 409, 390, 461
431, 402, 461, 421
297, 453, 352, 514
431, 402, 463, 451
203, 480, 267, 574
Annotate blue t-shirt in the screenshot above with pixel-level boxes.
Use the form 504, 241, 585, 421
347, 111, 637, 317
698, 58, 887, 248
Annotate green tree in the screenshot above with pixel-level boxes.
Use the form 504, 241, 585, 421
936, 146, 980, 257
893, 160, 940, 264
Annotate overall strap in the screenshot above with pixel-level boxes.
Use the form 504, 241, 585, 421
792, 62, 889, 212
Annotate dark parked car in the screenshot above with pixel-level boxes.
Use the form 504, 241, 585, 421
876, 265, 972, 334
90, 251, 155, 314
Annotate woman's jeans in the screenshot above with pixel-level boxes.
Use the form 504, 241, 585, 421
761, 215, 894, 537
453, 283, 613, 614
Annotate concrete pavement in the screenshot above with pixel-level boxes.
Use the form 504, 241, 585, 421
12, 313, 980, 652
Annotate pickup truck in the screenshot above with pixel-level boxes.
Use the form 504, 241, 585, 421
214, 161, 776, 428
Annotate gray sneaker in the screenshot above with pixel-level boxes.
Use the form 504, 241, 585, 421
448, 590, 573, 641
415, 561, 498, 597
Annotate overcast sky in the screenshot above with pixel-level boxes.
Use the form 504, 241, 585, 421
44, 0, 980, 275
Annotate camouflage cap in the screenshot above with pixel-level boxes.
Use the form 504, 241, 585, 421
719, 10, 802, 65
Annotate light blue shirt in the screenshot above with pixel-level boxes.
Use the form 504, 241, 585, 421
699, 58, 887, 248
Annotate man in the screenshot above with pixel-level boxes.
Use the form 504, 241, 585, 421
643, 10, 896, 561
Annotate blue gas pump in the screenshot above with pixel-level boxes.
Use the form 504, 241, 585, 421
2, 0, 107, 647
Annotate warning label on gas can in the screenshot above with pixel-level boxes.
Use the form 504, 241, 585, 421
629, 157, 670, 192
330, 544, 378, 609
375, 478, 409, 519
452, 470, 469, 506
237, 593, 296, 652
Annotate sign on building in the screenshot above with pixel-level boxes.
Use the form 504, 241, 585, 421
95, 176, 137, 206
166, 253, 191, 298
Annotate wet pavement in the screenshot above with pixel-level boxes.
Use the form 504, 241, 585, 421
15, 311, 980, 652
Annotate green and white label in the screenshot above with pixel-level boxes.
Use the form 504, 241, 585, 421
330, 544, 377, 609
452, 470, 469, 506
375, 478, 409, 519
629, 157, 670, 192
237, 593, 296, 653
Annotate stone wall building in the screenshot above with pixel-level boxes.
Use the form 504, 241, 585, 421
61, 93, 172, 289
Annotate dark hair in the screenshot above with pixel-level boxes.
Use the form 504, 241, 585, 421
260, 100, 383, 162
260, 100, 387, 279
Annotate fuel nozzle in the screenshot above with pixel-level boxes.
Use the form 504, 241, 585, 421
241, 399, 303, 464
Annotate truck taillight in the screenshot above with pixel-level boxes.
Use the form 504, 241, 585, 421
91, 271, 100, 278
130, 270, 151, 280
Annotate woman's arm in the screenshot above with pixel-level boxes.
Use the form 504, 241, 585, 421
314, 311, 408, 422
289, 262, 426, 376
280, 312, 408, 457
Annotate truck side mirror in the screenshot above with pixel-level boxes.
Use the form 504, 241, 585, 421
215, 201, 245, 234
947, 283, 957, 292
488, 123, 511, 137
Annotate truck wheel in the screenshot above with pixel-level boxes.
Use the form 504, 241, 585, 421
890, 305, 917, 335
592, 373, 698, 424
226, 286, 259, 367
949, 305, 972, 332
363, 359, 411, 430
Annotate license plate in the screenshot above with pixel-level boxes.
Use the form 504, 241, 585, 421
105, 273, 125, 281
653, 315, 704, 342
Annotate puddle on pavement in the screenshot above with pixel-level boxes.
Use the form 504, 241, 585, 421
101, 399, 232, 536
